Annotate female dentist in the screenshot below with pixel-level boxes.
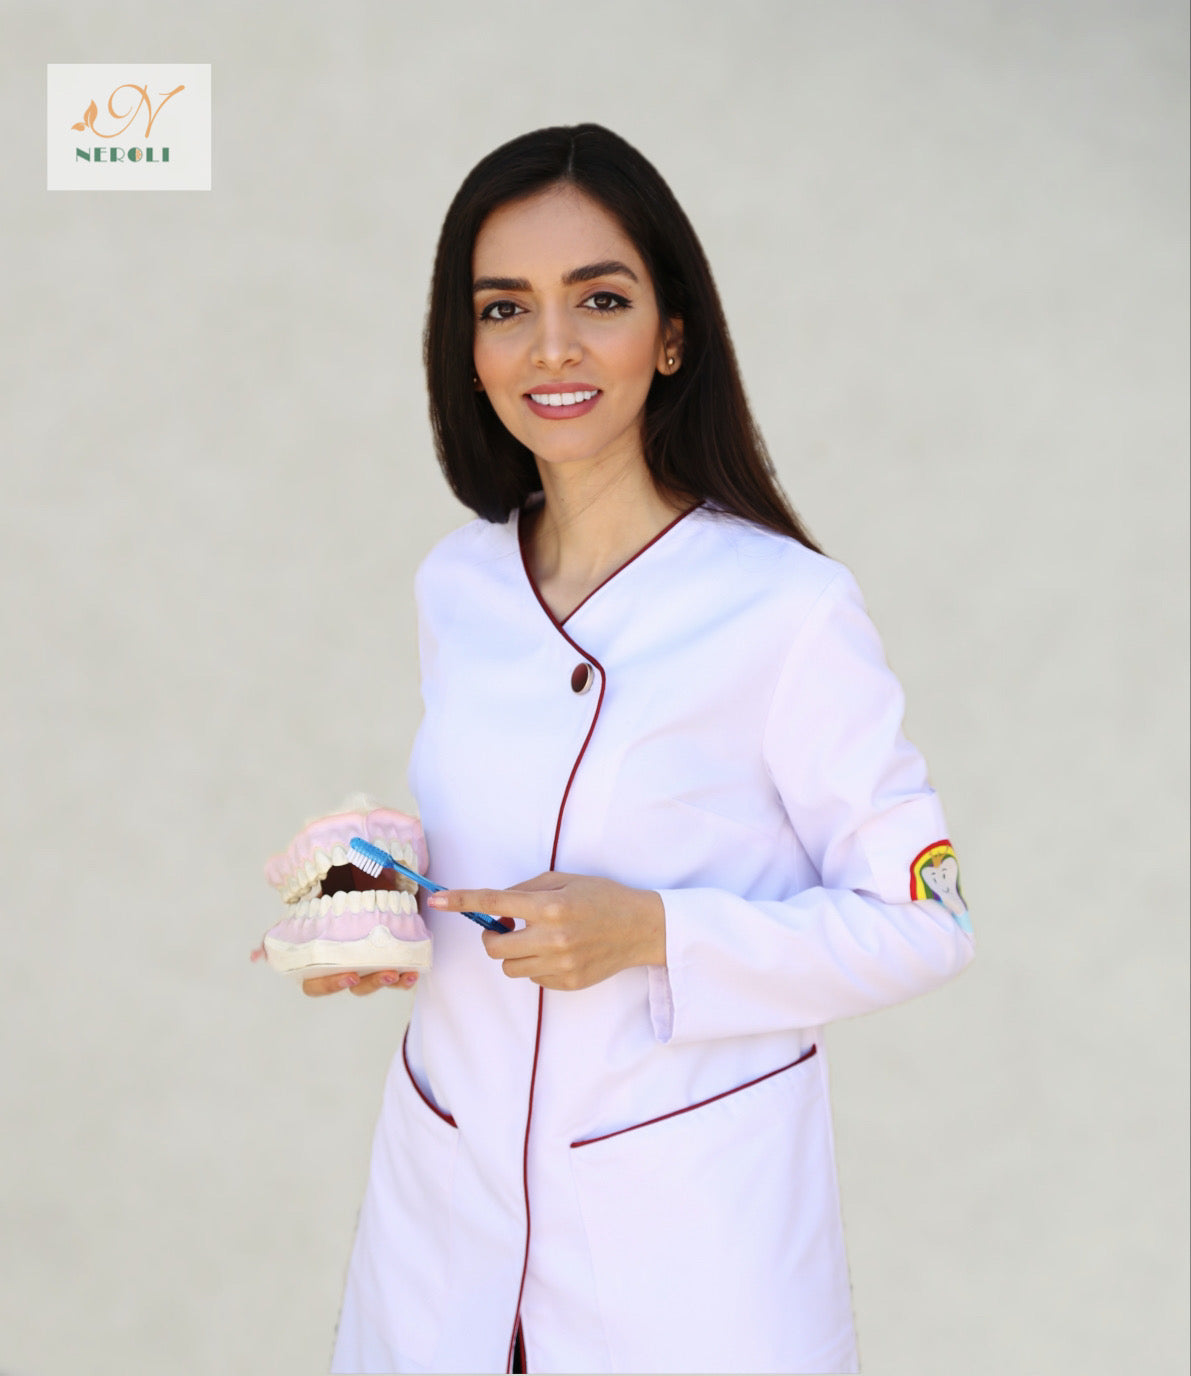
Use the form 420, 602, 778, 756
306, 123, 976, 1375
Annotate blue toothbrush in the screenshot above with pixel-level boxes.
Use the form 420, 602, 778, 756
349, 837, 512, 933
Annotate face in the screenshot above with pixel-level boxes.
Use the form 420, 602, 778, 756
471, 184, 681, 475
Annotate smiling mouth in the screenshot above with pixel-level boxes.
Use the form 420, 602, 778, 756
524, 388, 602, 417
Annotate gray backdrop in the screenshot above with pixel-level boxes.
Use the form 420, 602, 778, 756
2, 2, 1187, 1373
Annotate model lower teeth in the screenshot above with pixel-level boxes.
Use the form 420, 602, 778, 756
291, 889, 416, 920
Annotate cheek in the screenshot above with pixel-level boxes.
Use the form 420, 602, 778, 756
608, 332, 662, 392
472, 332, 507, 380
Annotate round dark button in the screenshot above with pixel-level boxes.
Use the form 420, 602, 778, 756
571, 662, 595, 694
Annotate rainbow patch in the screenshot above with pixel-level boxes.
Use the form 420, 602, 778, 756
910, 840, 958, 900
910, 839, 971, 933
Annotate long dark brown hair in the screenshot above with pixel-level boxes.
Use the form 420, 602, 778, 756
423, 122, 821, 551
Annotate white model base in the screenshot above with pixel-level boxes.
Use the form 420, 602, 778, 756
264, 927, 433, 982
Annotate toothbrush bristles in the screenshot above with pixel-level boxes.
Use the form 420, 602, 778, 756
348, 838, 387, 877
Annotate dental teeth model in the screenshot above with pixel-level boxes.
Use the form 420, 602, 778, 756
258, 795, 433, 980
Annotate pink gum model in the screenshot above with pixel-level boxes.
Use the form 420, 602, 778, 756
258, 804, 432, 980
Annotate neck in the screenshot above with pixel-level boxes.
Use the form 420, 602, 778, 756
529, 451, 689, 601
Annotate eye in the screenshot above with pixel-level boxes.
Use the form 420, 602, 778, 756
583, 291, 631, 313
478, 299, 523, 323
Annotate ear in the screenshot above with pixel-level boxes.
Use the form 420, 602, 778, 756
657, 317, 684, 375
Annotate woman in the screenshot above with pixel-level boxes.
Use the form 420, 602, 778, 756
309, 122, 975, 1374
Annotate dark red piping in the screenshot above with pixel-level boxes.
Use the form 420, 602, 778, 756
570, 1044, 817, 1148
502, 501, 702, 1372
506, 987, 544, 1374
517, 498, 702, 628
401, 1026, 457, 1128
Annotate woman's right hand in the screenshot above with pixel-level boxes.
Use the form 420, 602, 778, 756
303, 970, 420, 997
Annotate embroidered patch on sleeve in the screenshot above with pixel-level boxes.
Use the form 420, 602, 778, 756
910, 840, 972, 934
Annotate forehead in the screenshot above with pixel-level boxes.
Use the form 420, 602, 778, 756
472, 185, 646, 283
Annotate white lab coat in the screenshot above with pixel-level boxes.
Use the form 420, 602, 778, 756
330, 500, 975, 1375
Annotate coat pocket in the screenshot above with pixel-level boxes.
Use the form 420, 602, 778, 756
334, 1029, 460, 1372
569, 1046, 857, 1374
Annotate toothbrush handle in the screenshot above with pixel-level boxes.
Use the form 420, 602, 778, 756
464, 910, 514, 934
388, 859, 512, 934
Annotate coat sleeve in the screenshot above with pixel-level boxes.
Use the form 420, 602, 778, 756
648, 566, 975, 1045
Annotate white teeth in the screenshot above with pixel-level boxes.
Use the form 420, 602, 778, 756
331, 844, 348, 866
296, 898, 309, 917
348, 891, 361, 913
363, 891, 376, 912
530, 389, 597, 406
376, 891, 390, 913
307, 856, 320, 881
285, 869, 319, 904
333, 891, 347, 915
319, 894, 333, 917
403, 844, 414, 867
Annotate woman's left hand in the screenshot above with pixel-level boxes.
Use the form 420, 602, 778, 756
427, 873, 666, 991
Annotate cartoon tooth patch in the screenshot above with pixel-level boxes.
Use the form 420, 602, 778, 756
910, 840, 972, 934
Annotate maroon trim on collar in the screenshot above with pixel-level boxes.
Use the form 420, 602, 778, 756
517, 499, 702, 629
569, 1044, 818, 1148
401, 1025, 457, 1128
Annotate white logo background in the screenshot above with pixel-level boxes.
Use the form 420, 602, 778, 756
47, 63, 212, 191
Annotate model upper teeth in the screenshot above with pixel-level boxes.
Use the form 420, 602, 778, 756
529, 389, 599, 406
274, 838, 420, 903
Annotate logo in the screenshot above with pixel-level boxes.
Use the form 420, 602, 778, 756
48, 64, 211, 191
71, 80, 184, 163
910, 839, 973, 934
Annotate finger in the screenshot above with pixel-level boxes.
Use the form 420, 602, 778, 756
349, 970, 420, 996
427, 887, 542, 922
480, 925, 533, 960
348, 971, 389, 996
496, 954, 541, 980
303, 972, 361, 997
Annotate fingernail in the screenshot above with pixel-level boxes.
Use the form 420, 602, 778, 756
427, 894, 446, 908
379, 973, 399, 985
403, 973, 419, 987
340, 974, 360, 989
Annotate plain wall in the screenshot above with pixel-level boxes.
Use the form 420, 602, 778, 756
1, 2, 1187, 1373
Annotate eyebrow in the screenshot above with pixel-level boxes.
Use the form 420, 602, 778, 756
472, 259, 640, 293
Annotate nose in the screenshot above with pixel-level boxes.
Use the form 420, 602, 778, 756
530, 300, 581, 372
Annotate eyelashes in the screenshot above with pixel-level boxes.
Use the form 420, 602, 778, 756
477, 291, 633, 324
